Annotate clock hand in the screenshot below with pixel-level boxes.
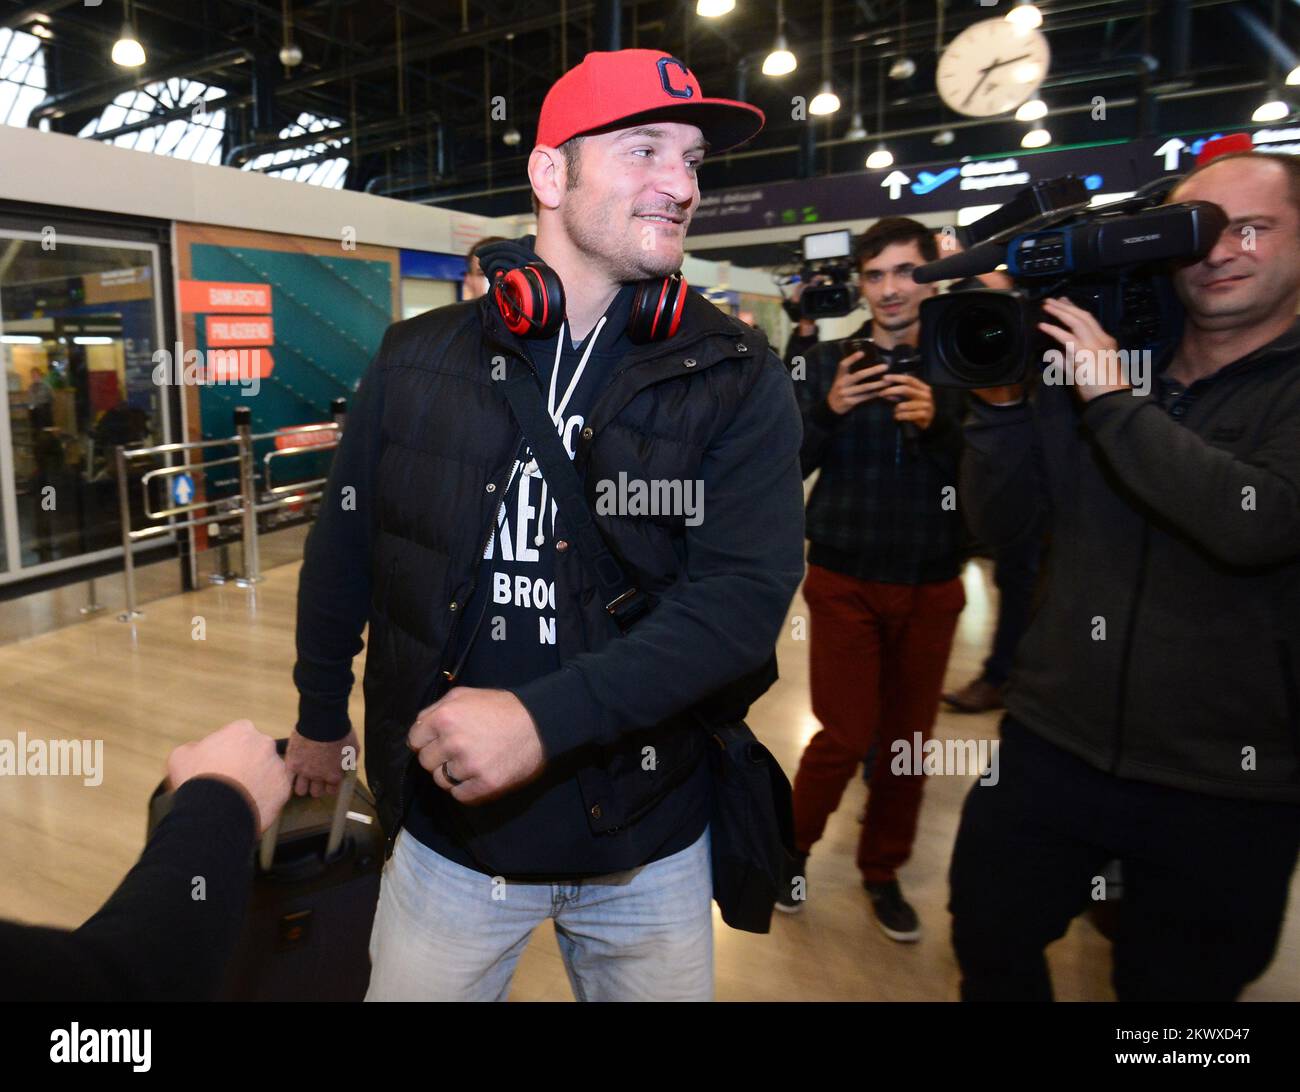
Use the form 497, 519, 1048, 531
985, 52, 1034, 72
961, 61, 999, 109
963, 51, 1039, 109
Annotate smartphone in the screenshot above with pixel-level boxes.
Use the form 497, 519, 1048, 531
844, 337, 882, 373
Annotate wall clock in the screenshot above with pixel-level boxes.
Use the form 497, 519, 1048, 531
936, 17, 1050, 118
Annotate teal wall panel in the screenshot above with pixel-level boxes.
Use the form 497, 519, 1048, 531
191, 243, 393, 493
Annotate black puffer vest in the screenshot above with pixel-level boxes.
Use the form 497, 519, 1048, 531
362, 289, 778, 853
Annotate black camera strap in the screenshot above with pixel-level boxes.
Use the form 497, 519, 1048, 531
500, 372, 654, 634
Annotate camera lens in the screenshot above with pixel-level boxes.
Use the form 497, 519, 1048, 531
955, 306, 1012, 369
943, 302, 1018, 385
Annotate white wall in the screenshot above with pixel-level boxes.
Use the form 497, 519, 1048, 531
402, 278, 457, 320
0, 124, 511, 252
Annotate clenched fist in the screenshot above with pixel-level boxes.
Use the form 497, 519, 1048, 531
166, 719, 291, 835
407, 687, 546, 805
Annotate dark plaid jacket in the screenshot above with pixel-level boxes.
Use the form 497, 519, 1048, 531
793, 320, 969, 584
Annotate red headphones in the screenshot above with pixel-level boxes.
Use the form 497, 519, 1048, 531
483, 240, 687, 345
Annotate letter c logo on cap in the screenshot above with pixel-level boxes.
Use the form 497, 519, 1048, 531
657, 57, 695, 99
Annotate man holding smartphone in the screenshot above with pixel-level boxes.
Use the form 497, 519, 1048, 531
779, 217, 968, 941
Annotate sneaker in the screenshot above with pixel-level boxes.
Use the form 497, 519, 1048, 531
863, 879, 921, 942
775, 851, 809, 914
942, 676, 1005, 714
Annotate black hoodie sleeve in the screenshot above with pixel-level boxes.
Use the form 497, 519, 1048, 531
292, 327, 392, 742
0, 778, 255, 1001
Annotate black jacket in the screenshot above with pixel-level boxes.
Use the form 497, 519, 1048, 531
293, 284, 807, 853
782, 327, 819, 371
795, 320, 969, 584
962, 320, 1300, 802
0, 779, 254, 1001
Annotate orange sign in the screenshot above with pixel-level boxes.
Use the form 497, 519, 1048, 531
206, 348, 274, 381
180, 280, 272, 313
205, 315, 274, 346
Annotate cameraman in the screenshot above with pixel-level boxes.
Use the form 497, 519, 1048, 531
950, 151, 1300, 1000
779, 217, 968, 941
781, 281, 821, 368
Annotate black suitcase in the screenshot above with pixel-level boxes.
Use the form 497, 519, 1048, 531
147, 746, 383, 1001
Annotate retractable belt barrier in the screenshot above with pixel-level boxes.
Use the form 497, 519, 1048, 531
112, 398, 346, 620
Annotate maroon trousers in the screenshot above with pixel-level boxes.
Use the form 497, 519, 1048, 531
792, 563, 965, 884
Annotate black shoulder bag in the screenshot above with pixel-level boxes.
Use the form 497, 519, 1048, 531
501, 370, 796, 933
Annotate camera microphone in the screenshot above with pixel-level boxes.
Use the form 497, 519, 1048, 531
886, 344, 921, 447
912, 240, 1007, 284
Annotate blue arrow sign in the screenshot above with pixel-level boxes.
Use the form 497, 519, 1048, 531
171, 473, 194, 507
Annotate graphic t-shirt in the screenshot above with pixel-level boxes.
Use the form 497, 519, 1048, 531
405, 285, 711, 879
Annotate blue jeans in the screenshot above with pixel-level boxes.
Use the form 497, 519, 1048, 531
365, 827, 714, 1001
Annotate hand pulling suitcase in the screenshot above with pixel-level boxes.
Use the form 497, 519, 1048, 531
146, 740, 384, 1001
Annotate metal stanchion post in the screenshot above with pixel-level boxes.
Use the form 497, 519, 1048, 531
79, 576, 105, 616
209, 538, 235, 585
234, 406, 262, 587
74, 460, 104, 615
115, 444, 142, 621
209, 496, 238, 584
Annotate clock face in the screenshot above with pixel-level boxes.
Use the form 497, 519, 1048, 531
936, 18, 1051, 118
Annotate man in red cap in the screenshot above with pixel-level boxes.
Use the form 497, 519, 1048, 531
288, 49, 804, 1001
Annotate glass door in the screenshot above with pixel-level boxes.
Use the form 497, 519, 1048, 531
0, 231, 169, 582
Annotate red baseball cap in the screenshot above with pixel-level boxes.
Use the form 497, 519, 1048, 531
536, 49, 765, 154
1195, 132, 1254, 166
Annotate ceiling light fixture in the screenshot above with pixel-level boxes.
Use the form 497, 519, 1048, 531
1021, 124, 1051, 148
865, 145, 894, 169
112, 3, 146, 68
763, 0, 797, 76
1006, 2, 1043, 31
809, 0, 839, 115
1015, 97, 1047, 122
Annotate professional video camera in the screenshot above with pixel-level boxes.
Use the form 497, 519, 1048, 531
913, 175, 1228, 388
778, 229, 861, 320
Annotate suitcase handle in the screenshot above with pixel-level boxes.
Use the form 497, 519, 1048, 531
147, 737, 361, 870
258, 770, 357, 870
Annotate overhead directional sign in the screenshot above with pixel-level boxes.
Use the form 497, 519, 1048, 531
881, 170, 911, 199
1155, 138, 1187, 171
689, 128, 1300, 236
